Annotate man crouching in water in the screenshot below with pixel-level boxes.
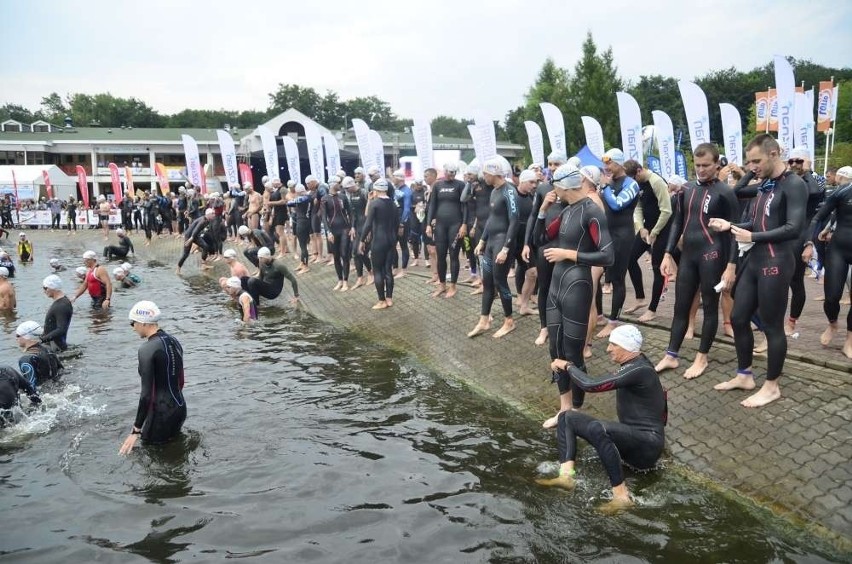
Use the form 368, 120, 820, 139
536, 325, 666, 513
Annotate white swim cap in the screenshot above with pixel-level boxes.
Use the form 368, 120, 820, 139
443, 161, 459, 173
121, 262, 132, 272
19, 232, 26, 239
609, 324, 643, 352
668, 174, 687, 187
0, 267, 8, 278
392, 169, 405, 179
116, 228, 125, 236
342, 176, 356, 188
49, 258, 60, 266
223, 249, 237, 259
128, 300, 161, 324
836, 166, 852, 181
580, 165, 601, 187
238, 225, 250, 236
482, 157, 505, 177
83, 250, 97, 261
16, 320, 43, 338
372, 179, 389, 191
547, 151, 567, 165
304, 175, 317, 184
295, 183, 306, 193
113, 267, 126, 277
552, 164, 582, 190
354, 167, 365, 174
205, 208, 215, 217
287, 180, 296, 188
603, 148, 625, 165
75, 266, 87, 278
518, 170, 538, 183
42, 274, 62, 290
366, 165, 380, 176
226, 276, 242, 289
257, 246, 272, 258
789, 147, 809, 160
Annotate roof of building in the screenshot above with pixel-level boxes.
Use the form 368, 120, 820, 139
0, 127, 236, 144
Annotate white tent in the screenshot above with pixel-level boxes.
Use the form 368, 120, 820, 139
0, 165, 75, 202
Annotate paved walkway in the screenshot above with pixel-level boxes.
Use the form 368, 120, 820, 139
80, 232, 852, 549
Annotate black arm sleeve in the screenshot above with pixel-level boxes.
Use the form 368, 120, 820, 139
566, 362, 647, 393
16, 372, 41, 405
361, 204, 376, 243
576, 208, 615, 267
751, 179, 807, 244
134, 347, 158, 429
665, 190, 685, 254
40, 302, 72, 343
525, 190, 543, 247
733, 171, 758, 199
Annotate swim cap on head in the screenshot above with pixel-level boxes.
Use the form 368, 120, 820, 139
354, 166, 365, 174
226, 276, 242, 289
243, 182, 253, 189
186, 189, 196, 197
528, 163, 542, 170
42, 274, 62, 290
372, 179, 389, 191
295, 183, 306, 193
287, 180, 296, 188
789, 147, 809, 160
128, 300, 161, 324
336, 169, 346, 178
568, 156, 582, 169
82, 250, 97, 260
0, 267, 8, 278
116, 228, 125, 236
16, 320, 43, 338
19, 232, 26, 239
113, 267, 126, 277
223, 249, 237, 259
580, 165, 601, 187
178, 186, 187, 193
75, 266, 87, 277
366, 165, 380, 175
603, 148, 625, 165
342, 176, 356, 188
304, 175, 317, 184
836, 166, 852, 181
547, 151, 567, 165
552, 164, 582, 189
518, 170, 538, 183
238, 225, 250, 236
609, 324, 643, 352
205, 208, 215, 217
466, 162, 481, 175
97, 195, 106, 201
121, 262, 132, 272
257, 247, 272, 258
392, 169, 405, 178
443, 162, 459, 173
49, 258, 60, 266
482, 157, 505, 176
261, 175, 269, 183
668, 174, 687, 187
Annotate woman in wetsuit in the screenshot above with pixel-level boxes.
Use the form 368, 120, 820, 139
425, 163, 467, 298
360, 179, 399, 310
286, 185, 312, 274
321, 182, 354, 291
119, 301, 186, 454
345, 176, 371, 288
534, 165, 614, 425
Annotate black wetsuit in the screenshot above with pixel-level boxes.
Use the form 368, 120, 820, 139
664, 179, 739, 356
348, 187, 372, 277
409, 187, 428, 261
513, 188, 534, 294
809, 182, 852, 330
321, 193, 353, 282
557, 354, 666, 486
269, 188, 289, 229
287, 194, 312, 266
241, 258, 299, 305
134, 329, 186, 444
104, 235, 135, 260
789, 171, 824, 321
177, 216, 211, 268
463, 179, 492, 277
362, 197, 399, 301
426, 179, 467, 284
730, 171, 807, 380
534, 197, 614, 408
42, 296, 73, 352
525, 182, 562, 330
627, 173, 673, 312
243, 229, 275, 268
479, 181, 520, 319
18, 344, 62, 387
0, 367, 40, 423
601, 175, 640, 320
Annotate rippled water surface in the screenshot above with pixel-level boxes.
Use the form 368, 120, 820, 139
0, 235, 846, 563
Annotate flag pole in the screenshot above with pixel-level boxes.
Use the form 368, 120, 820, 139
765, 87, 771, 134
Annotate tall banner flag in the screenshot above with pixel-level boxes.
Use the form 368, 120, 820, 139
281, 136, 301, 185
755, 91, 769, 131
768, 88, 779, 132
322, 133, 341, 180
11, 169, 19, 210
303, 122, 325, 182
368, 130, 385, 176
817, 81, 833, 132
674, 151, 688, 179
651, 110, 676, 181
581, 116, 605, 159
412, 117, 434, 170
719, 103, 743, 166
616, 92, 643, 165
351, 119, 375, 170
468, 124, 486, 165
42, 170, 53, 200
774, 55, 796, 155
108, 163, 123, 205
524, 121, 545, 166
794, 92, 815, 163
154, 163, 170, 196
124, 166, 135, 199
216, 130, 239, 187
678, 81, 710, 151
75, 165, 89, 209
257, 126, 281, 181
473, 111, 497, 161
646, 155, 662, 176
181, 134, 203, 188
831, 86, 839, 122
238, 163, 253, 187
540, 102, 567, 156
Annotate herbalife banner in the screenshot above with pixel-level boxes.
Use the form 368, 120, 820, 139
412, 117, 434, 170
216, 130, 239, 187
581, 116, 605, 159
678, 81, 710, 151
540, 102, 566, 156
616, 92, 643, 165
351, 119, 375, 170
524, 121, 545, 167
258, 126, 281, 181
719, 103, 743, 166
651, 110, 676, 181
774, 55, 796, 155
303, 123, 325, 182
282, 136, 301, 185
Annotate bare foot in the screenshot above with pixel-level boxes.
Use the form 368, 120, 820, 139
534, 329, 548, 346
584, 344, 593, 359
470, 286, 483, 295
813, 294, 825, 302
637, 310, 656, 323
518, 306, 537, 316
821, 323, 838, 346
431, 285, 446, 298
467, 321, 491, 338
351, 279, 364, 290
785, 319, 796, 336
340, 282, 349, 292
623, 301, 647, 314
596, 315, 606, 327
535, 475, 575, 491
601, 283, 612, 295
394, 270, 406, 279
371, 301, 389, 310
426, 276, 439, 285
596, 323, 616, 339
175, 267, 181, 275
741, 382, 781, 407
445, 284, 457, 298
753, 334, 768, 354
492, 319, 516, 338
843, 334, 852, 359
542, 412, 563, 429
723, 322, 734, 338
333, 281, 343, 291
598, 496, 633, 515
655, 354, 679, 373
297, 267, 310, 275
685, 325, 695, 340
684, 356, 708, 380
385, 298, 393, 307
714, 373, 756, 391
462, 275, 477, 284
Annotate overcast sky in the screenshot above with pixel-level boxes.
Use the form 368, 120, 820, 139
2, 0, 850, 124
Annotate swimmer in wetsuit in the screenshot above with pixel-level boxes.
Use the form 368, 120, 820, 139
321, 181, 355, 290
425, 162, 468, 298
461, 162, 491, 290
41, 275, 73, 352
103, 228, 135, 260
709, 134, 807, 407
345, 176, 372, 287
0, 365, 41, 422
71, 250, 113, 309
360, 179, 399, 309
287, 183, 313, 274
15, 321, 62, 387
224, 276, 257, 323
239, 247, 300, 307
537, 325, 666, 513
120, 301, 186, 454
534, 165, 614, 422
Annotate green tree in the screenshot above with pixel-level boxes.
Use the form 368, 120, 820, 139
0, 103, 37, 123
267, 83, 323, 117
628, 75, 686, 133
342, 96, 398, 130
67, 93, 165, 127
39, 92, 68, 124
430, 115, 471, 138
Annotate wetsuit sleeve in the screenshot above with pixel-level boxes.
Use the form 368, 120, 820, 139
460, 182, 473, 203
361, 203, 375, 243
134, 346, 157, 429
665, 190, 685, 254
721, 186, 741, 264
426, 185, 437, 226
602, 178, 640, 211
566, 360, 647, 392
808, 185, 848, 233
286, 195, 311, 206
128, 239, 135, 254
275, 261, 299, 297
733, 171, 758, 199
343, 196, 353, 228
577, 207, 615, 267
503, 187, 520, 250
320, 197, 331, 233
650, 175, 672, 237
15, 371, 40, 405
459, 184, 468, 226
18, 355, 37, 387
400, 189, 412, 224
40, 302, 72, 344
525, 189, 543, 247
633, 198, 645, 234
751, 177, 807, 244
